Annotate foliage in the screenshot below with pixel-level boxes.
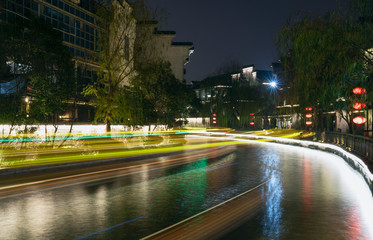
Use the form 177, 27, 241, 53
0, 18, 75, 128
199, 75, 268, 129
83, 0, 161, 132
277, 6, 373, 132
127, 61, 194, 128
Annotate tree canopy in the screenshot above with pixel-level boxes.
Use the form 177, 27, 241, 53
0, 17, 75, 129
277, 3, 373, 132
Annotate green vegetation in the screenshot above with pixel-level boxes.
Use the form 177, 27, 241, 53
0, 17, 75, 135
277, 0, 373, 133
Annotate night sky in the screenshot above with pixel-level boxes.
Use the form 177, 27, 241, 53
149, 0, 339, 83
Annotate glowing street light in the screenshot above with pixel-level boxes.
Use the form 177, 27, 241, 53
269, 81, 277, 88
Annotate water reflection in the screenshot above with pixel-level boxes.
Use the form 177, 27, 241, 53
260, 149, 283, 239
2, 144, 373, 239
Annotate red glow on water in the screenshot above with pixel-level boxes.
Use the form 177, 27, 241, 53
352, 87, 366, 95
303, 158, 312, 213
305, 114, 312, 118
353, 116, 366, 125
353, 102, 366, 110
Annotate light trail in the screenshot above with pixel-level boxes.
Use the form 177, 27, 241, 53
0, 145, 236, 199
1, 140, 244, 169
190, 133, 373, 187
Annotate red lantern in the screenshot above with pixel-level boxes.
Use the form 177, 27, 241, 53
305, 114, 312, 118
250, 122, 255, 125
353, 116, 366, 125
352, 87, 366, 95
305, 107, 312, 111
305, 121, 312, 125
352, 102, 366, 110
250, 113, 254, 116
212, 113, 217, 124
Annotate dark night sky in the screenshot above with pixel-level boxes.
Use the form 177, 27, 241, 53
149, 0, 339, 83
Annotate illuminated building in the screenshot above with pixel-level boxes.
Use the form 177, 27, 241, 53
136, 21, 194, 82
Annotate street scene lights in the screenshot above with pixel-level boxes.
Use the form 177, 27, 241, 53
352, 86, 367, 125
269, 81, 277, 88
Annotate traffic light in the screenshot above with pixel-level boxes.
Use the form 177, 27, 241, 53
352, 87, 366, 125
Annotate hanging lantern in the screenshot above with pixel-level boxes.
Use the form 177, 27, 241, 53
305, 107, 312, 111
305, 121, 312, 125
353, 116, 366, 125
212, 113, 217, 124
352, 87, 366, 95
305, 114, 312, 118
250, 113, 254, 116
352, 102, 366, 110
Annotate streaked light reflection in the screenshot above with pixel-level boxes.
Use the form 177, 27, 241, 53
261, 150, 283, 238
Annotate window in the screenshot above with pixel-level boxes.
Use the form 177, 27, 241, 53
45, 6, 51, 17
31, 1, 37, 11
24, 0, 30, 8
64, 3, 69, 12
63, 33, 69, 42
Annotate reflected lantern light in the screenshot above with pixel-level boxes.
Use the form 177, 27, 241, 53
353, 116, 366, 125
352, 87, 366, 95
305, 114, 312, 118
305, 121, 312, 125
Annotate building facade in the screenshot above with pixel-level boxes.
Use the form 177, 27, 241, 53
136, 21, 194, 82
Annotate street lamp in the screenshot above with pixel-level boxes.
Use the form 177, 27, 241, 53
269, 81, 277, 88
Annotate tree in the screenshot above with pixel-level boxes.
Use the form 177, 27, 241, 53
127, 61, 194, 129
198, 72, 268, 129
277, 6, 373, 133
0, 17, 75, 135
83, 0, 162, 132
83, 0, 136, 132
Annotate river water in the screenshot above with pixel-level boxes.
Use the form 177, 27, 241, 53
1, 141, 373, 239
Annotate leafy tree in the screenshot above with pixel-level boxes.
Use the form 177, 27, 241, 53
277, 6, 373, 133
83, 0, 161, 132
83, 0, 136, 132
126, 61, 194, 129
198, 73, 268, 129
0, 18, 75, 135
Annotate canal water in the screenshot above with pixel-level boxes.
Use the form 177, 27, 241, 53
1, 142, 373, 239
